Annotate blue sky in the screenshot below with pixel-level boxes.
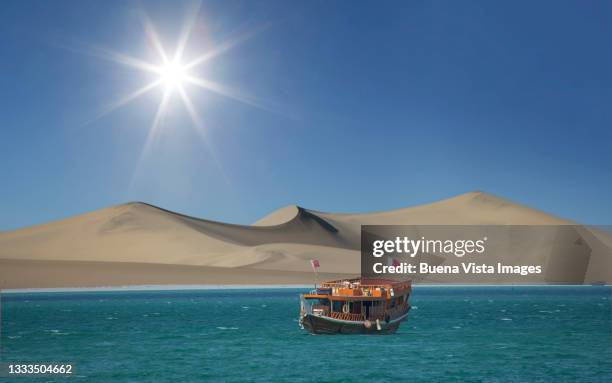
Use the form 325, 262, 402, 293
0, 0, 611, 230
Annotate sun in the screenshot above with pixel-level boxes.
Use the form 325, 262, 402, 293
157, 60, 187, 91
89, 12, 261, 135
84, 10, 269, 185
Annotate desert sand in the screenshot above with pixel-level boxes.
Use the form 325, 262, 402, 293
0, 191, 610, 288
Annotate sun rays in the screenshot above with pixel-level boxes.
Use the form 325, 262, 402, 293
80, 6, 271, 190
87, 7, 269, 151
94, 15, 241, 129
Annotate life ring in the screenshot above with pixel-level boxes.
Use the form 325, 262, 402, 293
363, 320, 372, 329
342, 303, 350, 314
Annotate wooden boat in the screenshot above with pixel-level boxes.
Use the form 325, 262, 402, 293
299, 278, 411, 334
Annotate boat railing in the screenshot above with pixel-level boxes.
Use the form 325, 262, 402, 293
304, 301, 409, 322
330, 287, 382, 297
320, 279, 410, 288
320, 282, 402, 289
327, 312, 364, 321
320, 283, 411, 296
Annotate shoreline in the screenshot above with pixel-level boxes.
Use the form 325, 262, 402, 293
0, 284, 314, 294
1, 283, 608, 294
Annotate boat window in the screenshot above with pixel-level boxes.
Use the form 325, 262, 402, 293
332, 301, 343, 312
306, 298, 329, 306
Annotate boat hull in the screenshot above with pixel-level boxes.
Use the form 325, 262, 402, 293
301, 311, 409, 335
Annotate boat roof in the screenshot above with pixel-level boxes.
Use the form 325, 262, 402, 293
303, 278, 411, 301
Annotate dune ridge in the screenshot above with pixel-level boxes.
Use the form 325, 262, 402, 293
1, 191, 609, 288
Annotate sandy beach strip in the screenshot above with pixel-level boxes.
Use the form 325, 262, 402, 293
0, 258, 353, 290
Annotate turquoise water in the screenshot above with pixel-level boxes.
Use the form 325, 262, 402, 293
1, 286, 611, 382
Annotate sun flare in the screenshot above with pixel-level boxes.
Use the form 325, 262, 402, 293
157, 61, 188, 91
85, 10, 267, 186
89, 12, 261, 144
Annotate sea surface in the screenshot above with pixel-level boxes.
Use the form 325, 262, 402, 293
1, 286, 611, 382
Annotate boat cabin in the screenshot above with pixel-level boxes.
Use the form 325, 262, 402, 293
299, 278, 411, 334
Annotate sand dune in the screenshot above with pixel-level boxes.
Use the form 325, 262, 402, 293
0, 191, 609, 288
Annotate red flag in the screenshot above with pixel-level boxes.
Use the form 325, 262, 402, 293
310, 259, 320, 269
